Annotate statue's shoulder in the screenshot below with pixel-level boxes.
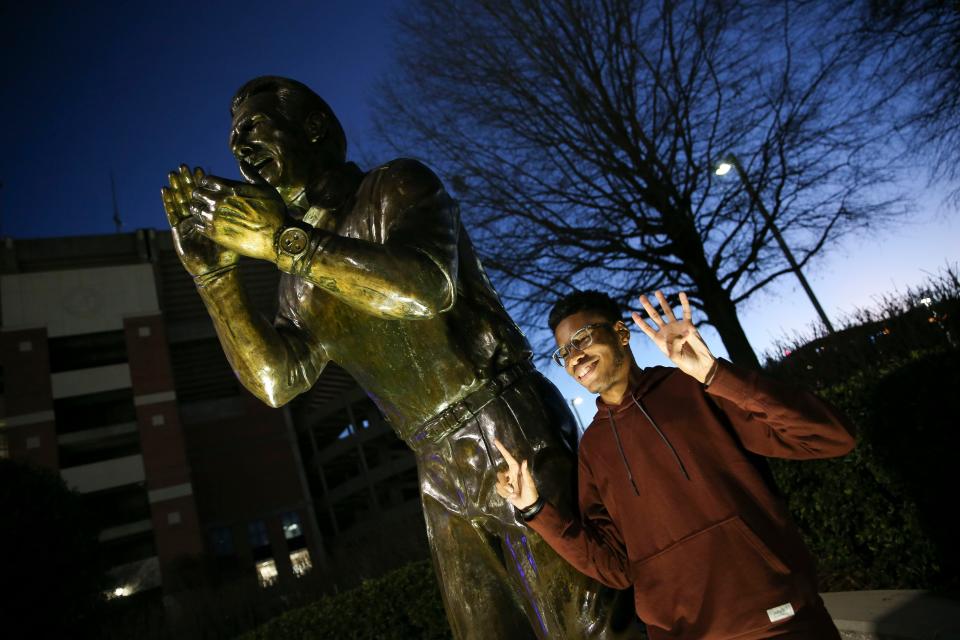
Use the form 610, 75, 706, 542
365, 158, 445, 200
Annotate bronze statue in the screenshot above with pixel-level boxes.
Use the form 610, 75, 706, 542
161, 77, 637, 639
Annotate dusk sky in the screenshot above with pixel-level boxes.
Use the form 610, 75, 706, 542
2, 0, 957, 424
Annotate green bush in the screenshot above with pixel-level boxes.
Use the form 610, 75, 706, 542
767, 347, 958, 591
239, 560, 451, 640
762, 267, 959, 591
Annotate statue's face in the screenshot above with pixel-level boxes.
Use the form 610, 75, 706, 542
230, 93, 325, 202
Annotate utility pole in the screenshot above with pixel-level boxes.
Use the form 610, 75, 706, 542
569, 397, 586, 440
110, 172, 123, 233
716, 154, 835, 334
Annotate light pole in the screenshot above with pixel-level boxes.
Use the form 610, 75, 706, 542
569, 396, 586, 439
715, 153, 836, 334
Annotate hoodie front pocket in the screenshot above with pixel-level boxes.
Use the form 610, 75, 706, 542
631, 516, 798, 638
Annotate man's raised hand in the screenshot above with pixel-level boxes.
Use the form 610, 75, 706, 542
493, 439, 539, 510
632, 290, 717, 384
162, 165, 239, 278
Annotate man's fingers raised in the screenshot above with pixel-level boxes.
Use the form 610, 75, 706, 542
655, 290, 677, 322
679, 291, 693, 323
639, 295, 665, 327
520, 460, 534, 488
631, 311, 656, 338
493, 438, 519, 470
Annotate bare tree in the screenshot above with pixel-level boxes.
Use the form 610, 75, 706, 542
853, 0, 960, 205
374, 0, 904, 365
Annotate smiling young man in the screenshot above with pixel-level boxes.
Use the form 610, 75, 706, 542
494, 290, 855, 639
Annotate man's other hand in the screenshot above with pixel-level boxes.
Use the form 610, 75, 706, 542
493, 439, 539, 510
633, 290, 717, 384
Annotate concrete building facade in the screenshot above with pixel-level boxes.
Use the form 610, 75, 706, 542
0, 232, 320, 595
0, 229, 429, 598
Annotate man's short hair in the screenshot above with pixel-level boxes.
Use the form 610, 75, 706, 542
548, 290, 624, 332
231, 76, 347, 162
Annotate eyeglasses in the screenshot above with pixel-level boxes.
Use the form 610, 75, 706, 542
551, 322, 612, 366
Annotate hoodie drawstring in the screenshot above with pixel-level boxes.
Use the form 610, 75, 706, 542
605, 397, 691, 491
606, 408, 641, 495
632, 396, 690, 481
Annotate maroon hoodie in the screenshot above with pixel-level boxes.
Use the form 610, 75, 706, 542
527, 359, 854, 639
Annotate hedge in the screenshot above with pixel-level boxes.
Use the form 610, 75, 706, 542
769, 347, 958, 591
239, 560, 451, 640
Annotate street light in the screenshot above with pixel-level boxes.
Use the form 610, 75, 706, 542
715, 153, 835, 334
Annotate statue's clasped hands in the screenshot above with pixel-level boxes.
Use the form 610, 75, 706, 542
163, 162, 289, 269
162, 165, 239, 279
187, 161, 289, 263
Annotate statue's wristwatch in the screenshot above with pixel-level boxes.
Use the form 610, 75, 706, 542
275, 222, 312, 274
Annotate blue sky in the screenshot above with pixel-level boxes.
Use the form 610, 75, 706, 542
2, 0, 957, 425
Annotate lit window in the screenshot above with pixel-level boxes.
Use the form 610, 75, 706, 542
337, 424, 355, 439
289, 549, 313, 577
281, 512, 303, 540
109, 586, 132, 599
255, 559, 278, 588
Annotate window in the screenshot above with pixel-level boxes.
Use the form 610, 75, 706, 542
54, 388, 136, 434
210, 527, 235, 556
281, 512, 302, 540
101, 531, 156, 568
247, 520, 272, 561
289, 549, 313, 577
58, 427, 141, 467
209, 526, 240, 578
48, 330, 127, 373
282, 511, 306, 551
82, 484, 151, 530
255, 559, 278, 588
247, 520, 269, 547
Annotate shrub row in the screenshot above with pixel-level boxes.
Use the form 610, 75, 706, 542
769, 346, 958, 591
239, 560, 451, 640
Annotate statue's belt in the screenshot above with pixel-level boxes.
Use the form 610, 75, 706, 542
409, 362, 536, 445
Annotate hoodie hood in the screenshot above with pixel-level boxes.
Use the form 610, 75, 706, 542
595, 365, 676, 414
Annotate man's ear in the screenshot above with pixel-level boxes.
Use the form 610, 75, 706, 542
616, 321, 631, 345
305, 111, 328, 144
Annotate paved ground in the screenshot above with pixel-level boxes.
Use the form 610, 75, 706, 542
824, 590, 960, 640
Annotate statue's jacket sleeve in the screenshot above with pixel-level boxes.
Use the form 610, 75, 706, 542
272, 158, 532, 426
298, 158, 460, 320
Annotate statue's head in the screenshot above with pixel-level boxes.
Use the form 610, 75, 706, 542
230, 76, 347, 202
